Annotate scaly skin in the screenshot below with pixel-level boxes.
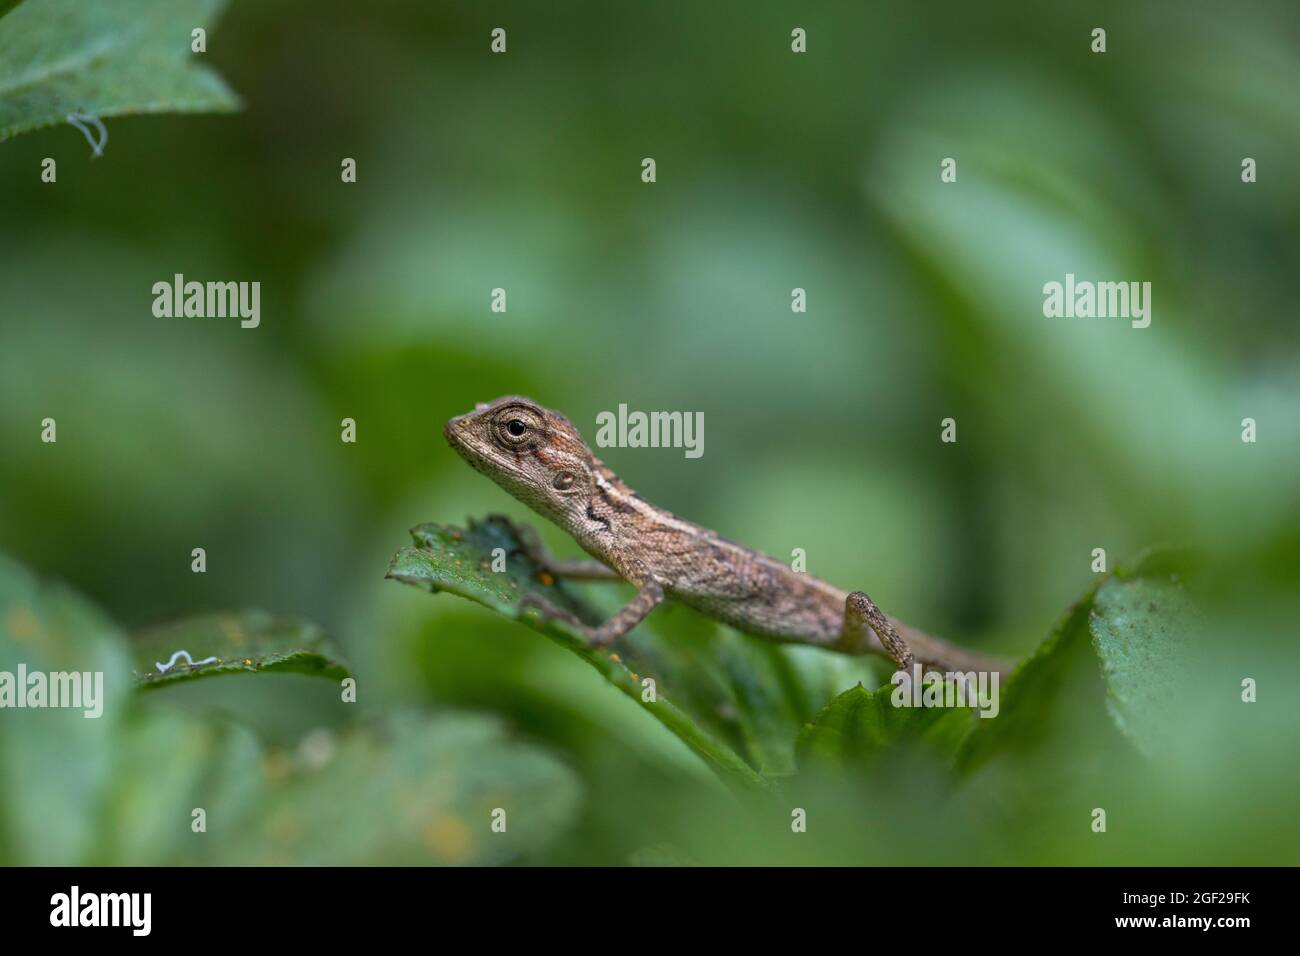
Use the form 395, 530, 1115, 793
445, 396, 1010, 675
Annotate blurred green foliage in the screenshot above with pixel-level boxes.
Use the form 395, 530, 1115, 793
1, 0, 1297, 865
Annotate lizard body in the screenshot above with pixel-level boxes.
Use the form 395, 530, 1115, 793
445, 396, 1009, 674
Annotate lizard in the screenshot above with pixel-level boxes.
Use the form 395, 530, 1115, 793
444, 395, 1011, 675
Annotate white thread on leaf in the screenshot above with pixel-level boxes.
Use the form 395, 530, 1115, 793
155, 649, 219, 673
66, 112, 108, 158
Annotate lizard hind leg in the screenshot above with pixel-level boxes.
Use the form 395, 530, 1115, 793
840, 591, 915, 672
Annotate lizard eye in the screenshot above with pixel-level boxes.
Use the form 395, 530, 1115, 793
552, 472, 575, 491
493, 407, 541, 447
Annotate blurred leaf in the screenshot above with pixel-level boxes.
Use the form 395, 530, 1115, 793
1089, 560, 1202, 756
0, 2, 24, 21
0, 0, 238, 145
101, 707, 580, 866
956, 547, 1191, 776
217, 711, 582, 865
865, 75, 1300, 550
386, 515, 769, 792
955, 587, 1102, 777
0, 552, 132, 864
131, 610, 351, 688
99, 708, 264, 865
628, 842, 700, 867
796, 682, 973, 773
0, 244, 360, 623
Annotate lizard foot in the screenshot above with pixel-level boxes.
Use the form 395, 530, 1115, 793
517, 592, 584, 630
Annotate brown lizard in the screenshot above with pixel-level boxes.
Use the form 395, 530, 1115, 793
445, 396, 1010, 675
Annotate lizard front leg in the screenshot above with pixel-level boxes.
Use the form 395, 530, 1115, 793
519, 582, 664, 647
514, 521, 622, 581
838, 591, 915, 671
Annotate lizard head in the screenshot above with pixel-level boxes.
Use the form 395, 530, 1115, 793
444, 396, 601, 527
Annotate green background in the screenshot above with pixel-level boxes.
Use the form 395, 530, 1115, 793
1, 0, 1297, 865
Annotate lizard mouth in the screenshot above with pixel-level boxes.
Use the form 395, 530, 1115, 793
442, 415, 477, 459
443, 415, 532, 484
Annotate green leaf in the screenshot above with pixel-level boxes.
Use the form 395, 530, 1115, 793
796, 682, 974, 773
954, 586, 1103, 776
131, 610, 352, 688
386, 515, 769, 792
955, 547, 1191, 776
215, 711, 583, 865
98, 709, 265, 865
0, 552, 132, 864
0, 2, 25, 21
630, 609, 882, 776
99, 707, 582, 866
1089, 566, 1202, 756
0, 0, 239, 145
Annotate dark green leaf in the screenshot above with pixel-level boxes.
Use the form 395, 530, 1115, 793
632, 609, 882, 776
796, 682, 974, 773
386, 516, 769, 791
